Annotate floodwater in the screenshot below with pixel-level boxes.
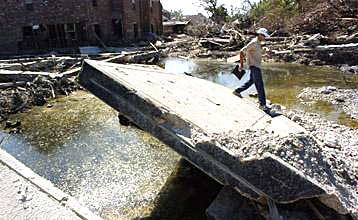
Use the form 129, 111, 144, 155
0, 92, 182, 219
1, 58, 357, 220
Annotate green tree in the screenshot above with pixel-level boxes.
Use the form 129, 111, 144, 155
169, 10, 184, 21
248, 0, 299, 30
225, 1, 256, 27
199, 0, 228, 22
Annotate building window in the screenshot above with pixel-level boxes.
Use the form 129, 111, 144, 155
65, 23, 76, 40
92, 0, 97, 7
22, 26, 33, 38
25, 0, 33, 10
94, 24, 102, 38
131, 0, 135, 9
48, 24, 57, 40
133, 23, 138, 40
112, 19, 123, 39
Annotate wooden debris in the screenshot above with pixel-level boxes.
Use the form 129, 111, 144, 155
0, 82, 26, 89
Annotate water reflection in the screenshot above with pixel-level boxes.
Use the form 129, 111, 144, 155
163, 58, 198, 75
2, 92, 181, 219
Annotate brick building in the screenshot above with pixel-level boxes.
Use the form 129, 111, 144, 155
0, 0, 163, 54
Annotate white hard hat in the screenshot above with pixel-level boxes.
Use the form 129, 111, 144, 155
256, 28, 270, 37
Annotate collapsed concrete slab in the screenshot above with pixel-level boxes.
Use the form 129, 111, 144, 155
79, 60, 357, 218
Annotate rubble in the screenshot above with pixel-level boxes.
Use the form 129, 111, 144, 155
208, 107, 358, 219
0, 55, 84, 122
0, 44, 163, 123
159, 27, 358, 67
288, 0, 357, 35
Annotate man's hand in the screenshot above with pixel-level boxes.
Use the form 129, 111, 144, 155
239, 51, 245, 70
262, 47, 272, 59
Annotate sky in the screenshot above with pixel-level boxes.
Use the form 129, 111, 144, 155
160, 0, 259, 16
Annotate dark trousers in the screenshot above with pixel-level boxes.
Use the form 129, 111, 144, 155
235, 66, 266, 106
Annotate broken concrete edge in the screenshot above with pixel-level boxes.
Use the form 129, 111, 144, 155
0, 147, 102, 220
196, 137, 358, 219
196, 140, 327, 201
198, 131, 358, 217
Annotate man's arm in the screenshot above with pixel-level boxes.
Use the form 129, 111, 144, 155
238, 39, 254, 70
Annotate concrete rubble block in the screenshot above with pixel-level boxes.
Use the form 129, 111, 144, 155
196, 142, 325, 202
79, 60, 357, 219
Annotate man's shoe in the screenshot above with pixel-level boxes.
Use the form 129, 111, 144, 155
233, 90, 243, 98
260, 105, 271, 114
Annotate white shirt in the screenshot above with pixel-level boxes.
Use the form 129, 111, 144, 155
240, 37, 263, 68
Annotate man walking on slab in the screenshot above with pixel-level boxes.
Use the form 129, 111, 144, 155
233, 28, 270, 113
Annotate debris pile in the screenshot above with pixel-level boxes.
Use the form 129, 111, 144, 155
289, 0, 358, 35
0, 56, 82, 122
158, 0, 358, 67
158, 24, 358, 67
209, 108, 358, 219
258, 0, 358, 65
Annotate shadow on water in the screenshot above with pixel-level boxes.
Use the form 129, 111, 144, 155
134, 159, 222, 220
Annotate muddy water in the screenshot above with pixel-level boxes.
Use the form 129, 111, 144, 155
1, 58, 358, 220
0, 91, 181, 219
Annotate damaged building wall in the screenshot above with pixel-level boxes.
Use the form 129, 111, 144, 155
150, 0, 163, 36
0, 0, 163, 54
119, 0, 162, 41
0, 0, 112, 53
139, 0, 162, 36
